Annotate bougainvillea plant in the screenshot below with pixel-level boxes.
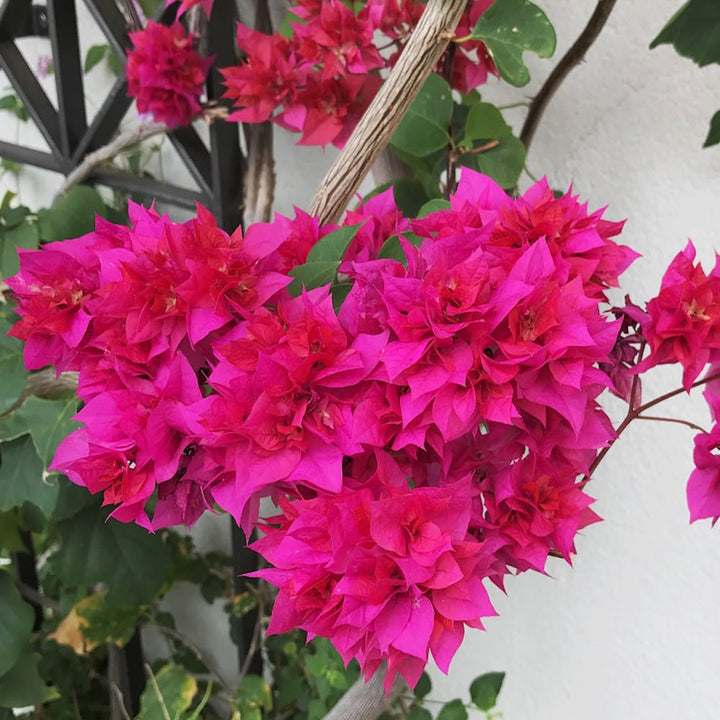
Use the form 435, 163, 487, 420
8, 165, 720, 690
3, 0, 720, 715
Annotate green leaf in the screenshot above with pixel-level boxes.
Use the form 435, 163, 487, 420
2, 217, 40, 277
418, 198, 451, 216
0, 651, 59, 708
331, 282, 353, 313
74, 591, 141, 647
0, 396, 79, 469
306, 224, 362, 263
0, 95, 17, 112
37, 185, 106, 242
137, 665, 197, 720
704, 109, 720, 147
407, 709, 433, 720
136, 0, 163, 16
234, 674, 273, 720
391, 73, 453, 156
0, 160, 21, 176
437, 698, 468, 720
288, 260, 341, 296
288, 225, 363, 296
413, 671, 432, 699
0, 317, 25, 415
1, 204, 30, 229
469, 0, 556, 86
470, 671, 505, 711
392, 179, 430, 217
52, 506, 172, 606
651, 0, 720, 67
106, 50, 124, 77
279, 9, 305, 38
0, 510, 25, 553
236, 674, 273, 709
378, 235, 408, 265
0, 571, 34, 677
84, 44, 108, 73
474, 134, 527, 188
0, 434, 58, 518
51, 476, 99, 522
0, 192, 15, 212
465, 102, 512, 142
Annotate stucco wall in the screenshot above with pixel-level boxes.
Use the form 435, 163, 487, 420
2, 1, 720, 717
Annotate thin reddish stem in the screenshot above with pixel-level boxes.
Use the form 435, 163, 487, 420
636, 415, 709, 434
583, 369, 720, 486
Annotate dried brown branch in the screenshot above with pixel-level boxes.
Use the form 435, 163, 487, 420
309, 0, 468, 225
322, 669, 406, 720
54, 122, 168, 201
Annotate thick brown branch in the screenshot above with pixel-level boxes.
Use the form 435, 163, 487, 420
520, 0, 618, 152
308, 0, 468, 225
322, 669, 405, 720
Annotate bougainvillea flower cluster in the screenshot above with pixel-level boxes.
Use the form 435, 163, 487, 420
624, 243, 720, 525
126, 1, 497, 144
126, 20, 212, 128
221, 0, 497, 146
7, 169, 654, 689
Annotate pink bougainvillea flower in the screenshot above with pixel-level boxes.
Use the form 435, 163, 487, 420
7, 170, 642, 690
252, 481, 497, 691
636, 242, 720, 389
687, 382, 720, 524
126, 21, 212, 128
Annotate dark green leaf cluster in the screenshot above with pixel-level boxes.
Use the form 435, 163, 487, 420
388, 74, 526, 207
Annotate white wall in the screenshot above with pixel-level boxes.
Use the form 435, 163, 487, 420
3, 0, 720, 717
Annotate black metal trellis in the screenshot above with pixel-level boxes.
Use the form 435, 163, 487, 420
1, 0, 259, 712
0, 0, 244, 230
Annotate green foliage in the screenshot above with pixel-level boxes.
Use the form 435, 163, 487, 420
391, 74, 453, 156
473, 134, 527, 189
705, 109, 720, 147
75, 591, 143, 647
52, 506, 172, 607
407, 709, 433, 720
38, 186, 108, 242
267, 633, 360, 720
0, 93, 28, 121
0, 396, 79, 469
84, 44, 122, 76
0, 571, 34, 677
137, 665, 197, 720
0, 195, 37, 277
0, 652, 59, 708
437, 698, 469, 720
414, 672, 432, 699
470, 672, 505, 711
0, 312, 26, 415
468, 0, 556, 86
651, 0, 720, 67
651, 0, 720, 148
84, 44, 109, 73
464, 103, 512, 145
288, 224, 363, 295
233, 674, 273, 720
0, 434, 57, 518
